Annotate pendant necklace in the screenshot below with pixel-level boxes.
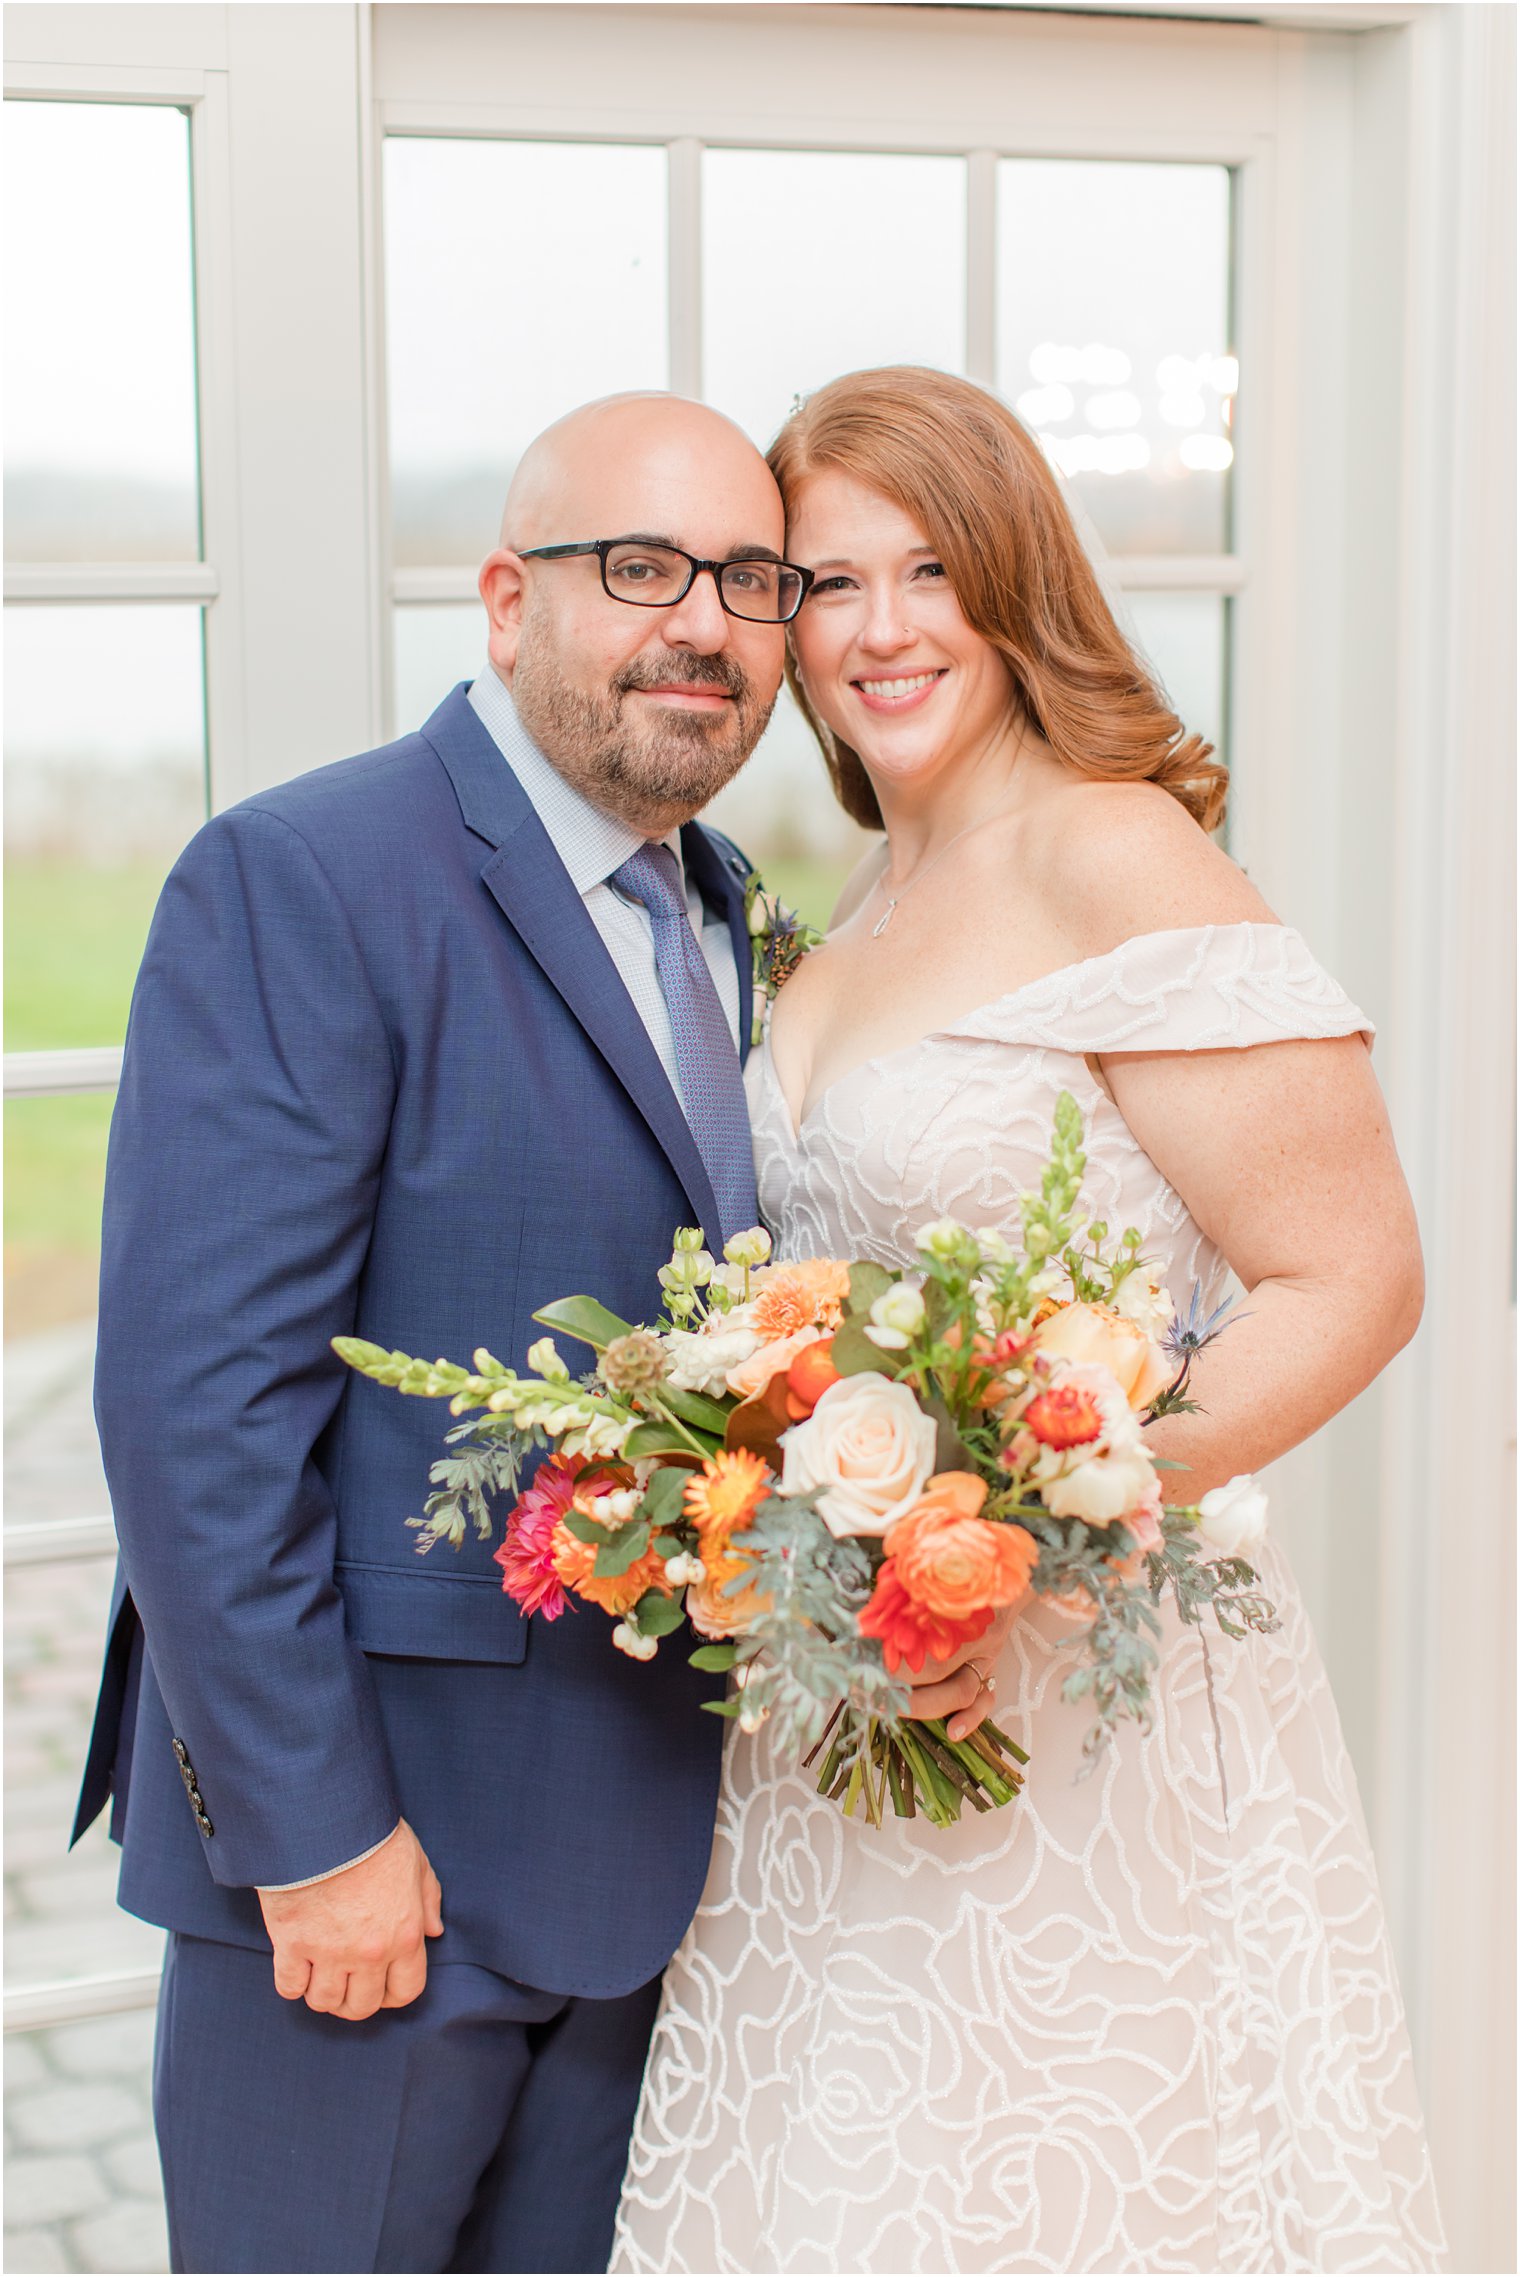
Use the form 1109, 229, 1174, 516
869, 791, 1021, 939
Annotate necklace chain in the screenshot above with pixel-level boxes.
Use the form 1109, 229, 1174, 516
869, 795, 1019, 938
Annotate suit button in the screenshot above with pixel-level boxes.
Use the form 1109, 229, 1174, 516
172, 1739, 189, 1765
179, 1765, 196, 1794
195, 1812, 214, 1838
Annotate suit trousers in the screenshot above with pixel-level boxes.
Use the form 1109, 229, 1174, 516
153, 1932, 663, 2274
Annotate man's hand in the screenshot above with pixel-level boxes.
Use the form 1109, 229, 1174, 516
258, 1819, 443, 2021
907, 1599, 1024, 1742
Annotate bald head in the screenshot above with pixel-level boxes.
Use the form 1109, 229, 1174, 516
478, 393, 787, 835
500, 393, 781, 552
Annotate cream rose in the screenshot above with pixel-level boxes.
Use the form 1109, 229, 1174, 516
779, 1374, 938, 1540
1196, 1473, 1269, 1557
1042, 1444, 1157, 1524
1032, 1300, 1174, 1411
1111, 1271, 1176, 1339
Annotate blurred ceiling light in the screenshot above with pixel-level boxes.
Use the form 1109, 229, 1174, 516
1080, 344, 1131, 386
1179, 434, 1234, 471
1016, 383, 1075, 425
1029, 342, 1080, 384
1156, 353, 1202, 394
1084, 389, 1142, 431
1158, 390, 1207, 429
1040, 431, 1151, 477
1204, 354, 1240, 395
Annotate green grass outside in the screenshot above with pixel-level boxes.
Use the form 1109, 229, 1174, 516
2, 850, 853, 1339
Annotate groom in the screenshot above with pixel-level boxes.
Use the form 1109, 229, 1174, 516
74, 394, 798, 2273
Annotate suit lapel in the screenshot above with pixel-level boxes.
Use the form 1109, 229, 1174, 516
422, 686, 723, 1242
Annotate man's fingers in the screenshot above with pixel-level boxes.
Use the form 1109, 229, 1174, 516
380, 1944, 429, 2011
423, 1869, 444, 1939
303, 1963, 350, 2015
334, 1964, 388, 2023
271, 1952, 312, 2003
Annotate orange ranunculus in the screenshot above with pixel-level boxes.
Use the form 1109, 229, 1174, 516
1023, 1381, 1105, 1450
683, 1448, 770, 1555
749, 1259, 851, 1342
685, 1541, 770, 1639
884, 1472, 1039, 1621
857, 1562, 996, 1675
726, 1325, 824, 1402
1031, 1301, 1174, 1411
550, 1522, 670, 1617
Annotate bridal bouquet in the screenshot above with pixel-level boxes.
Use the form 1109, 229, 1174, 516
335, 1094, 1277, 1828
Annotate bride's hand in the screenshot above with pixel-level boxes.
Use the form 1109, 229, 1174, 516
907, 1597, 1024, 1742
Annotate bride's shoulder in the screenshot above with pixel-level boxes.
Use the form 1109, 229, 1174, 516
1023, 777, 1276, 953
824, 839, 888, 930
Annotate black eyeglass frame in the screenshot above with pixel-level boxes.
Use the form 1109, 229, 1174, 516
518, 538, 814, 624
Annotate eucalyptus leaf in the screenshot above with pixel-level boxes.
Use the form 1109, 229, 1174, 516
828, 1320, 893, 1378
846, 1261, 893, 1315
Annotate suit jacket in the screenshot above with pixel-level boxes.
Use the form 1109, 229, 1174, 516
74, 684, 753, 1998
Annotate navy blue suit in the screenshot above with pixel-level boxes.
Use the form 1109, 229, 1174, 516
75, 686, 749, 2271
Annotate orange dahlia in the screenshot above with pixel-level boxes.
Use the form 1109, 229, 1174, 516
685, 1541, 770, 1639
749, 1258, 851, 1341
683, 1448, 770, 1554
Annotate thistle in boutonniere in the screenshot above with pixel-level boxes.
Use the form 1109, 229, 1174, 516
744, 872, 824, 1047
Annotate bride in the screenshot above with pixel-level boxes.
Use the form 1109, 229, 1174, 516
611, 367, 1446, 2274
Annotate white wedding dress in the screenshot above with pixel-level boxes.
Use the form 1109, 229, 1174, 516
611, 924, 1445, 2276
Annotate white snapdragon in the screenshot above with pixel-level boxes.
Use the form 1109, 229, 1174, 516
916, 1216, 977, 1264
865, 1284, 926, 1351
724, 1227, 773, 1269
1196, 1474, 1270, 1557
525, 1337, 570, 1383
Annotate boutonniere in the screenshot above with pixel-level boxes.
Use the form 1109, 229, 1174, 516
744, 872, 824, 1047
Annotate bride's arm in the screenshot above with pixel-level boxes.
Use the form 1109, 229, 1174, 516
1101, 1029, 1423, 1498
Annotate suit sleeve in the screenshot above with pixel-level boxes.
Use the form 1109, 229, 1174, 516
95, 806, 404, 1888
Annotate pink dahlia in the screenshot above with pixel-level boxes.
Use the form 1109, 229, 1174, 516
495, 1455, 596, 1619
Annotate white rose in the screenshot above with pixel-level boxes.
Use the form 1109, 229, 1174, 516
1196, 1474, 1270, 1557
1112, 1271, 1176, 1339
780, 1374, 938, 1539
1042, 1445, 1156, 1525
663, 1325, 760, 1398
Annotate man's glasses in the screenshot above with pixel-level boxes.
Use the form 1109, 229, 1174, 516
519, 538, 813, 625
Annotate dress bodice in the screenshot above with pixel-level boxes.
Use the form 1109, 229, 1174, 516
749, 921, 1372, 1295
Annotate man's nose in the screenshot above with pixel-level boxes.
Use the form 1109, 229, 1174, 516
660, 566, 732, 654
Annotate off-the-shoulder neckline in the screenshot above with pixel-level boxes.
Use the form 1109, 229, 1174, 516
768, 920, 1304, 1143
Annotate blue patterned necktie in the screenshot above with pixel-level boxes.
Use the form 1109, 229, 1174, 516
611, 841, 759, 1244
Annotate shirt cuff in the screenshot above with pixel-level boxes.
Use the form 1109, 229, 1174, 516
257, 1822, 401, 1893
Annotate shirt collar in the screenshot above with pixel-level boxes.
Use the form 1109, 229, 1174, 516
467, 666, 688, 898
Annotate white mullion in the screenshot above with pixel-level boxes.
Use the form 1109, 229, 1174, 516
3, 562, 218, 604
191, 69, 247, 818
5, 1970, 162, 2035
357, 1, 390, 746
4, 1048, 123, 1096
667, 136, 702, 399
1111, 555, 1247, 592
966, 148, 997, 385
3, 1517, 118, 1568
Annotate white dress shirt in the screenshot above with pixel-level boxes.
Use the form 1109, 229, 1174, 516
468, 666, 743, 1095
259, 667, 745, 1893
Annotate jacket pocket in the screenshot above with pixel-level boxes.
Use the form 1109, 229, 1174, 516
336, 1561, 528, 1666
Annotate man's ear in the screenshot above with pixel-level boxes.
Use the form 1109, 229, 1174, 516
479, 549, 527, 678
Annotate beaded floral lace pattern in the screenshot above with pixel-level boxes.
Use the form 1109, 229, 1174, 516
612, 926, 1445, 2276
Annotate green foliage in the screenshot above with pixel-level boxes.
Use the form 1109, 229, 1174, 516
632, 1589, 687, 1638
530, 1295, 636, 1352
689, 1642, 737, 1672
405, 1417, 538, 1555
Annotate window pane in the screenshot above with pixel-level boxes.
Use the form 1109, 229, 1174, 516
385, 139, 668, 567
997, 161, 1233, 555
4, 101, 199, 563
703, 149, 966, 450
4, 606, 208, 1051
392, 605, 485, 737
1125, 590, 1227, 758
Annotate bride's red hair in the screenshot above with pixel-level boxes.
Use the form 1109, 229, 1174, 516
767, 367, 1228, 835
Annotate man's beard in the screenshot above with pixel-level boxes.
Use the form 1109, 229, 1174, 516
509, 620, 776, 826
